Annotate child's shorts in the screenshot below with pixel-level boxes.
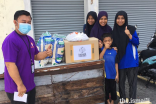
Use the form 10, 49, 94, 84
105, 78, 117, 100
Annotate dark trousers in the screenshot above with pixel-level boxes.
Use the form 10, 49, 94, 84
119, 67, 138, 104
105, 78, 117, 101
6, 88, 36, 104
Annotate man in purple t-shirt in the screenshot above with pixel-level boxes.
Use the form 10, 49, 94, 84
2, 10, 52, 104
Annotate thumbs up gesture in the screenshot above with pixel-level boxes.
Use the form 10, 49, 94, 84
125, 26, 130, 36
46, 45, 52, 57
125, 26, 132, 39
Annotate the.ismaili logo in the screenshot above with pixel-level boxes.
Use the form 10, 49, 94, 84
78, 47, 86, 57
79, 47, 86, 53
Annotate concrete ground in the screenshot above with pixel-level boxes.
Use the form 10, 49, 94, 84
0, 74, 155, 104
114, 76, 155, 104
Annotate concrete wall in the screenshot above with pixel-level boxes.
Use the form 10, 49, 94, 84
0, 69, 104, 103
84, 0, 99, 23
0, 0, 24, 60
0, 68, 103, 91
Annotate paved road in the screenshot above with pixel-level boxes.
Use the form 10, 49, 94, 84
114, 76, 155, 104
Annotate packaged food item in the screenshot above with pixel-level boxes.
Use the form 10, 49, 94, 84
51, 36, 65, 65
53, 34, 66, 39
37, 32, 66, 66
39, 59, 49, 67
37, 32, 53, 67
66, 32, 89, 42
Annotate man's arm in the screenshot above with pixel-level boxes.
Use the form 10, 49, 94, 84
34, 51, 48, 60
34, 45, 52, 60
5, 62, 26, 97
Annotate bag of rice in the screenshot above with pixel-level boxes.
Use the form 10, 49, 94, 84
51, 34, 65, 65
37, 32, 53, 67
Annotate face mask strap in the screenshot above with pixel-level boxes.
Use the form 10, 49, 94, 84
15, 21, 19, 27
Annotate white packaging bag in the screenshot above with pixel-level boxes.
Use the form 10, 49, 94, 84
66, 32, 89, 42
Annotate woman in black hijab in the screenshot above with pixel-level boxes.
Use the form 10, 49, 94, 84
112, 11, 139, 104
83, 11, 97, 37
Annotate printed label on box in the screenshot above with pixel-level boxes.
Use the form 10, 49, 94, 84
73, 45, 92, 61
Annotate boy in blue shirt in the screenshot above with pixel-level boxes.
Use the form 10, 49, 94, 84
100, 33, 119, 104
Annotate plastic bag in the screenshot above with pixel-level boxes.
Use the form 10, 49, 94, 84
37, 32, 53, 67
37, 32, 66, 67
51, 34, 65, 65
37, 31, 52, 52
66, 32, 89, 42
53, 34, 67, 39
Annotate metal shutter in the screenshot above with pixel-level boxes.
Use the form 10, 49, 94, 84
31, 0, 84, 42
99, 0, 156, 51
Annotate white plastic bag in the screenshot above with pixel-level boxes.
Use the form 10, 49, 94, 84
66, 32, 89, 42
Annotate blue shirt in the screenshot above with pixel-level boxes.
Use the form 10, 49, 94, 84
102, 48, 117, 79
119, 31, 139, 69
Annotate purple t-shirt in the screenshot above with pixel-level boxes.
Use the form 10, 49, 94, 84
2, 31, 39, 93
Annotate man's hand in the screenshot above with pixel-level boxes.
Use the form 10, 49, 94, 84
17, 84, 27, 97
46, 45, 52, 57
35, 45, 53, 60
99, 40, 103, 48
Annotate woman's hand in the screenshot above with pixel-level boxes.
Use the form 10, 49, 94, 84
125, 26, 132, 39
115, 74, 119, 83
99, 40, 103, 48
125, 26, 130, 35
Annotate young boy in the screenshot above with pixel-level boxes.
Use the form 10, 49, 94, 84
100, 33, 119, 104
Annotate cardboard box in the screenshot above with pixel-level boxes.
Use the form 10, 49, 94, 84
64, 38, 99, 63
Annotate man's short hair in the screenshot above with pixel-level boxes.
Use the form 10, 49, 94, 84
102, 33, 113, 40
14, 10, 32, 20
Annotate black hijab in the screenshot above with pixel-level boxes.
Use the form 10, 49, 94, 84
85, 11, 97, 37
112, 11, 136, 62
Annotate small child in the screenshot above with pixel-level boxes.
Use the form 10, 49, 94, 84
99, 33, 119, 104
